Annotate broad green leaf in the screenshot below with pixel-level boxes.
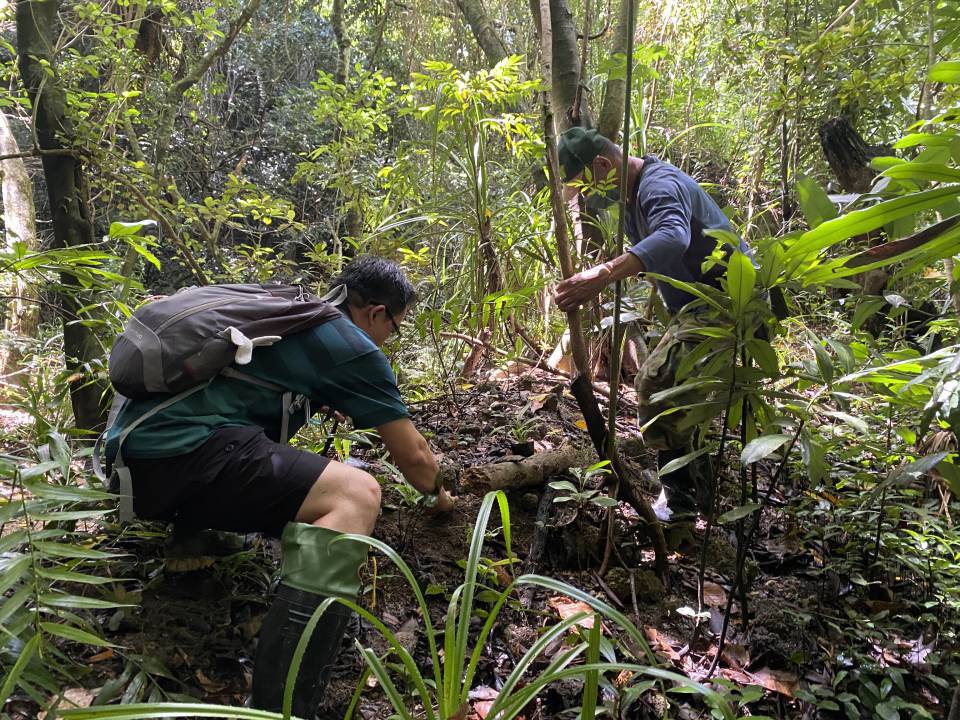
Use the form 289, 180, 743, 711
746, 338, 779, 375
930, 61, 960, 83
796, 174, 837, 229
808, 332, 834, 384
822, 410, 870, 434
740, 434, 790, 464
851, 297, 887, 330
786, 185, 960, 261
936, 459, 960, 496
726, 251, 756, 315
891, 452, 950, 482
893, 133, 956, 149
646, 272, 726, 313
108, 219, 157, 238
40, 622, 118, 647
660, 445, 713, 476
128, 241, 161, 270
801, 431, 825, 484
716, 503, 761, 524
882, 162, 960, 184
826, 338, 856, 374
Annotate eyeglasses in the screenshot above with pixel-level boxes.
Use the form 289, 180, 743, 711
384, 307, 402, 338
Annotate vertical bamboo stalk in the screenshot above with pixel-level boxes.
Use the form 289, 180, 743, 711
606, 0, 635, 460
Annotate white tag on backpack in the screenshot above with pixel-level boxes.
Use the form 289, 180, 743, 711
227, 327, 282, 365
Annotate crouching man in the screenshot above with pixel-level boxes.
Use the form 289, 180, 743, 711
105, 256, 455, 716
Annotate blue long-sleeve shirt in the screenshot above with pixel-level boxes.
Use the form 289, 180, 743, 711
625, 156, 752, 313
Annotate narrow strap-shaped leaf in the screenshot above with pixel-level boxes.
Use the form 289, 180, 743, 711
0, 633, 40, 707
882, 162, 960, 184
786, 185, 960, 261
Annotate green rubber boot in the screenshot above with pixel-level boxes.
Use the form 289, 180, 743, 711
250, 523, 368, 718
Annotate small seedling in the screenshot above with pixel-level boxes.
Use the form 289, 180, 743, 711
549, 460, 617, 511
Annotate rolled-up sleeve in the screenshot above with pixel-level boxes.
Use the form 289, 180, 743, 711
628, 178, 692, 275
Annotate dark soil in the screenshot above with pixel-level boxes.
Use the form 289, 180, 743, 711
4, 369, 949, 718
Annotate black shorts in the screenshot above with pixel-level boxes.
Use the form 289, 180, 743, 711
123, 426, 330, 537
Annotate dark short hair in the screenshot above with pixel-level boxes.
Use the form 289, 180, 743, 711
330, 256, 417, 316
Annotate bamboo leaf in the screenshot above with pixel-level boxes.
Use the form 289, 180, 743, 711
36, 567, 126, 585
23, 479, 114, 502
39, 593, 133, 610
40, 622, 118, 647
0, 555, 31, 595
0, 634, 40, 706
34, 541, 122, 560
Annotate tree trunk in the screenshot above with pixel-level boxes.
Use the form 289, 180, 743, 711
16, 0, 108, 431
550, 0, 590, 128
0, 111, 39, 386
331, 0, 361, 243
818, 116, 888, 193
597, 0, 636, 140
332, 0, 352, 86
455, 0, 508, 66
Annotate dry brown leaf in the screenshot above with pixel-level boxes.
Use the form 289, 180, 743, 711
527, 393, 550, 413
547, 596, 597, 629
469, 686, 499, 719
703, 581, 727, 607
195, 669, 227, 693
722, 642, 750, 669
87, 648, 115, 663
643, 626, 682, 663
614, 669, 634, 687
751, 667, 799, 697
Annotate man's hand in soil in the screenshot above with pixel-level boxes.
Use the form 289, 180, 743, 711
554, 253, 645, 312
426, 488, 457, 516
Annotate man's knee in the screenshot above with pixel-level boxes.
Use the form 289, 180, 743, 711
354, 469, 381, 516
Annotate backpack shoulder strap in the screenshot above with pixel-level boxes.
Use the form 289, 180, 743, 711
107, 381, 212, 522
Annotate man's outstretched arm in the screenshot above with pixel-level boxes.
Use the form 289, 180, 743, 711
555, 252, 645, 312
377, 417, 455, 511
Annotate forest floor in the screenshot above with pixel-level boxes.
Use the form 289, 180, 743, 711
1, 366, 947, 719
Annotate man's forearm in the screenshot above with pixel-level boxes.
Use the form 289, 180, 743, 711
397, 456, 439, 495
598, 251, 645, 283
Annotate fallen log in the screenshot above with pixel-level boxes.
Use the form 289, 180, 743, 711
461, 445, 590, 494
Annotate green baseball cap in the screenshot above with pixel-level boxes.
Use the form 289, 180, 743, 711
557, 127, 610, 182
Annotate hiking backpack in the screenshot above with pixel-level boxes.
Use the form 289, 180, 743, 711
95, 283, 344, 521
109, 283, 342, 398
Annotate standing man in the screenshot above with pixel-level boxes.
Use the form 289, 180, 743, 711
554, 127, 752, 520
106, 256, 454, 717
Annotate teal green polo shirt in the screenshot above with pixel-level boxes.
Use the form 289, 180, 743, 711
106, 316, 408, 460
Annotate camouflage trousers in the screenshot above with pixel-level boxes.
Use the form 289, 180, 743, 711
634, 319, 704, 452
